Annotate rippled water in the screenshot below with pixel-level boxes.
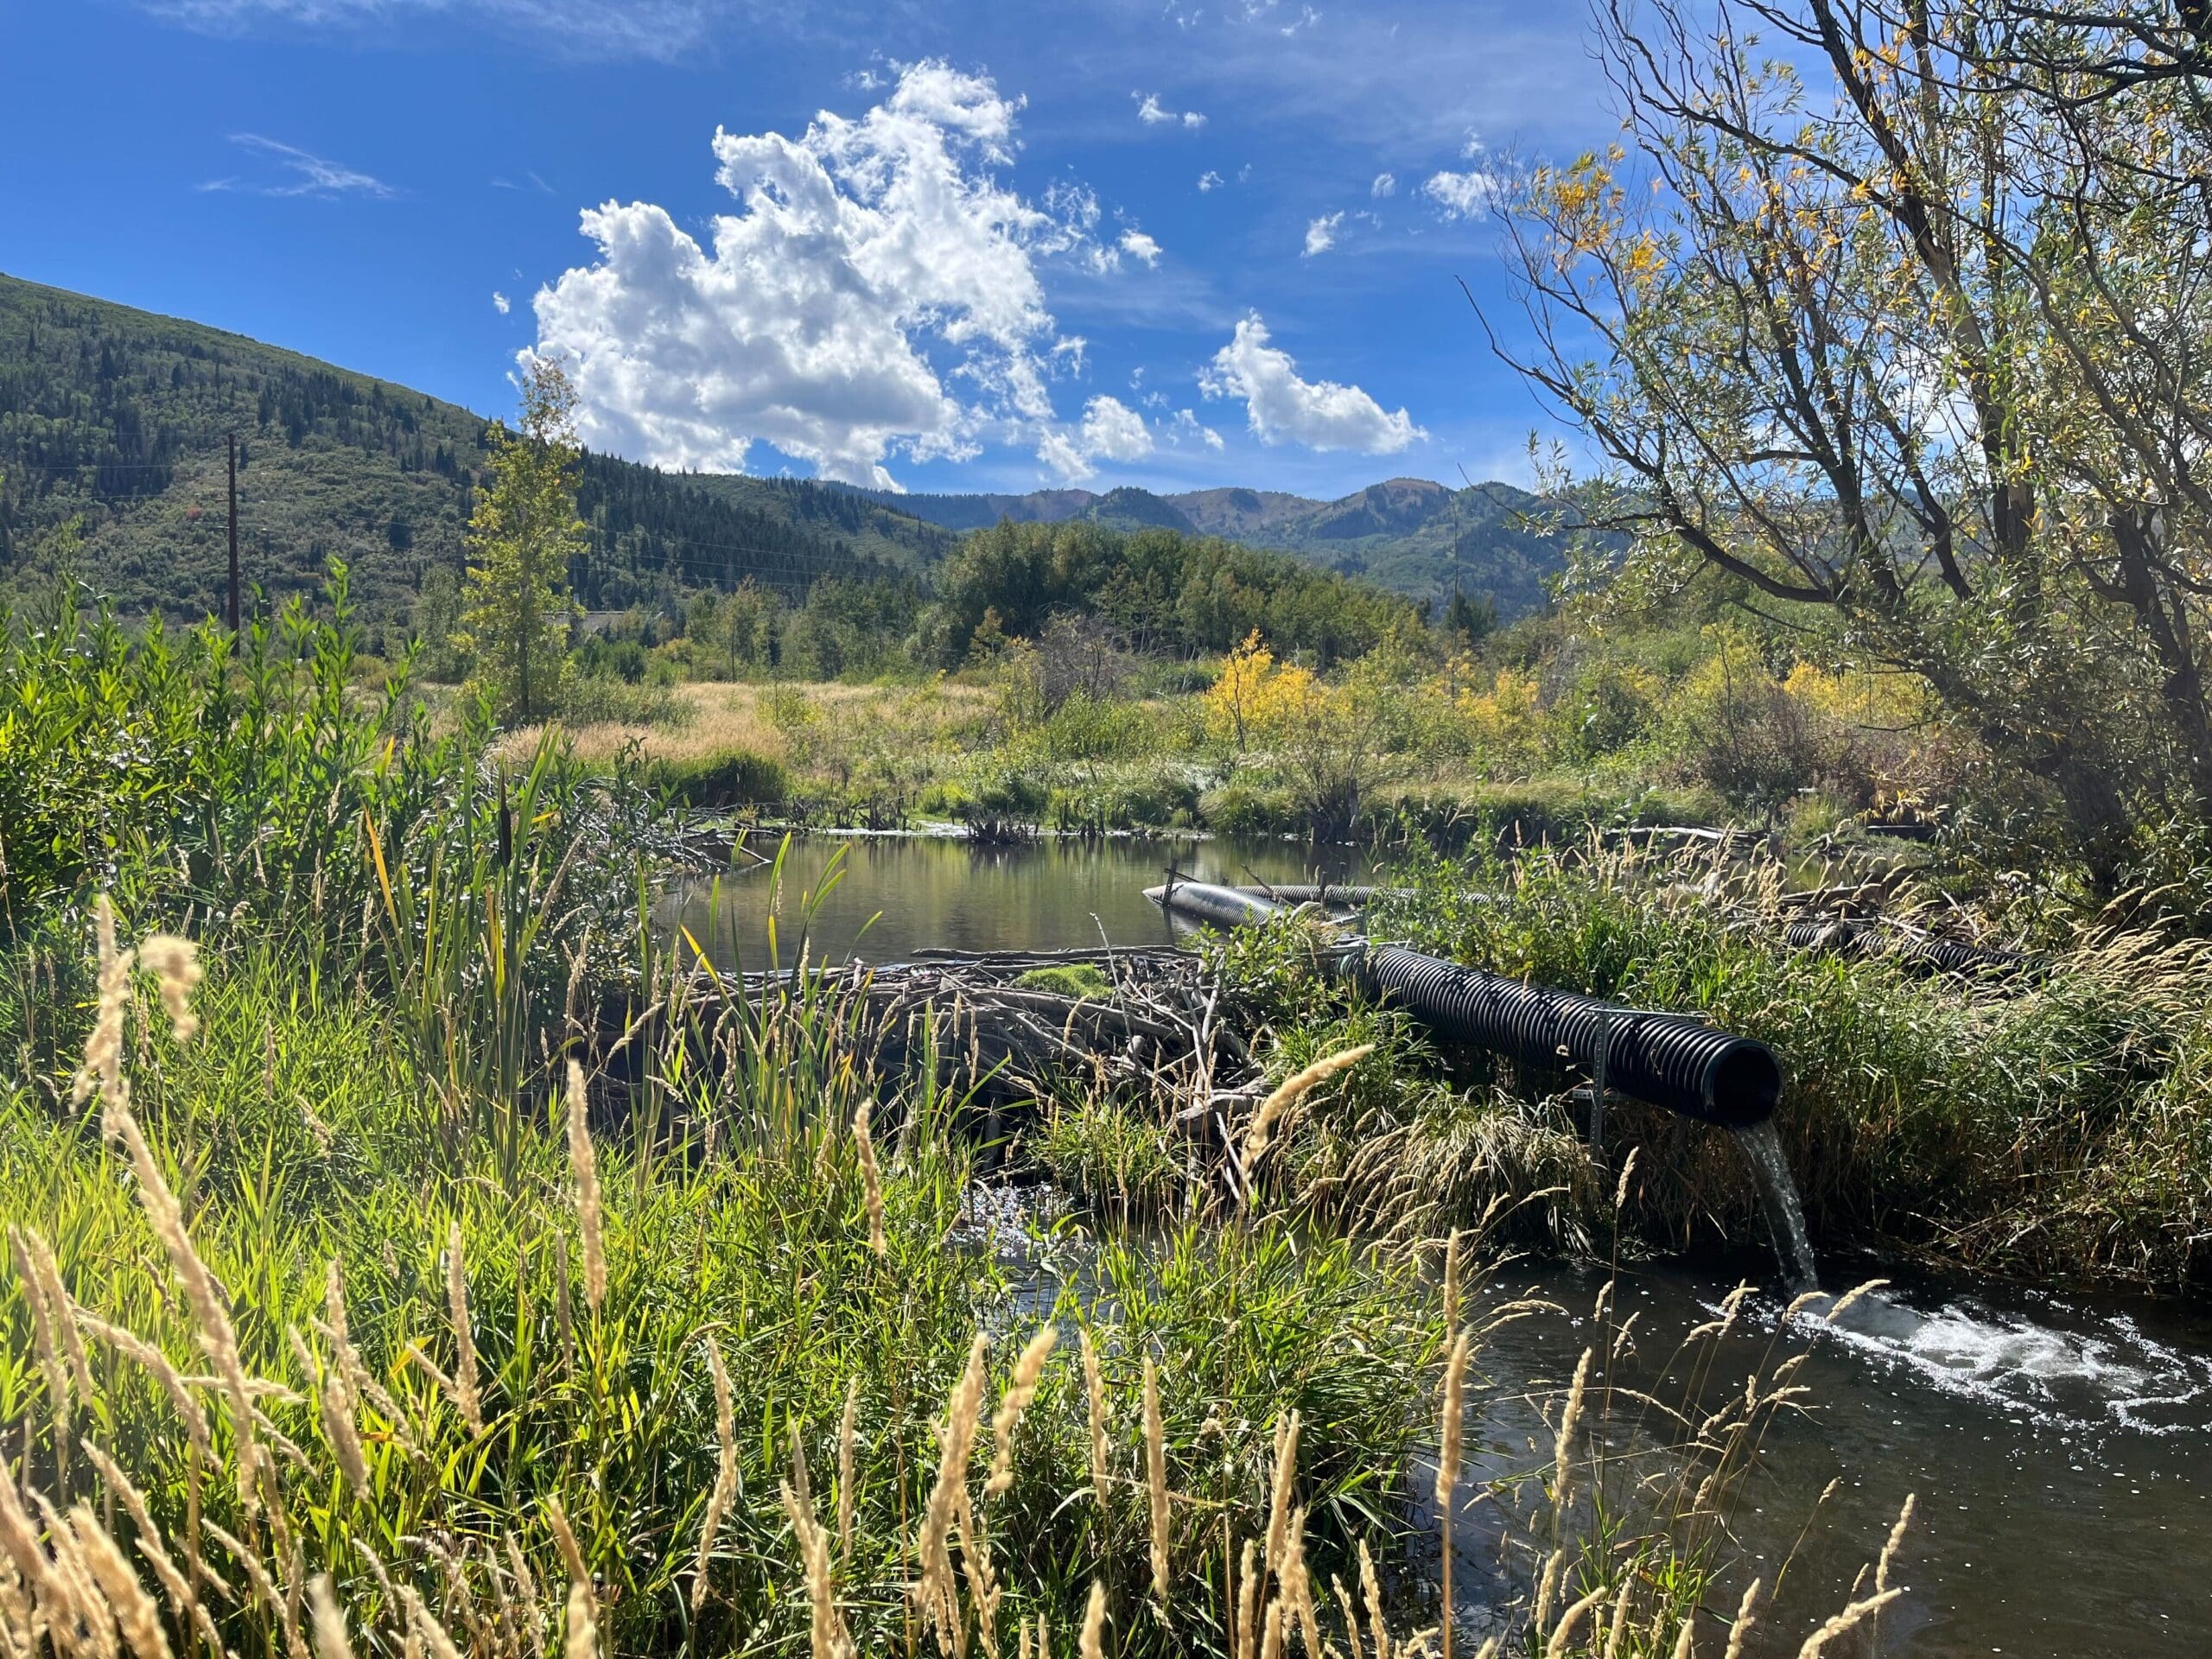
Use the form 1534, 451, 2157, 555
1452, 1258, 2212, 1655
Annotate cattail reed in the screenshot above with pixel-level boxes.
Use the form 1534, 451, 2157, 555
853, 1101, 886, 1256
445, 1224, 483, 1433
566, 1062, 606, 1315
1434, 1329, 1471, 1659
1079, 1328, 1110, 1510
837, 1376, 861, 1560
692, 1341, 738, 1613
1142, 1356, 1169, 1600
987, 1329, 1057, 1498
1243, 1044, 1375, 1166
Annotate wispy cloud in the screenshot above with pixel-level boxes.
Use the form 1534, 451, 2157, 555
1133, 91, 1206, 130
197, 133, 395, 199
144, 0, 748, 63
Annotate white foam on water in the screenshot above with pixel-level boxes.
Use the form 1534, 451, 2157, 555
1788, 1288, 2212, 1434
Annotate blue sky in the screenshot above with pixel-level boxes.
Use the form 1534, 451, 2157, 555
3, 0, 1618, 499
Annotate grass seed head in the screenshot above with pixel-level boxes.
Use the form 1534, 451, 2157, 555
1143, 1356, 1170, 1600
1079, 1327, 1111, 1510
987, 1327, 1057, 1499
444, 1223, 483, 1433
566, 1062, 606, 1315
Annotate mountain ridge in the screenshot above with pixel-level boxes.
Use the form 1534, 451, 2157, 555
842, 474, 1564, 614
0, 271, 1561, 625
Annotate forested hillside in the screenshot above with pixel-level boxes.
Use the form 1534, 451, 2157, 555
0, 270, 1544, 638
847, 475, 1568, 614
0, 273, 944, 620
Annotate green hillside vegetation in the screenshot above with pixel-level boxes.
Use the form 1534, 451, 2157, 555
0, 273, 942, 625
849, 475, 1571, 614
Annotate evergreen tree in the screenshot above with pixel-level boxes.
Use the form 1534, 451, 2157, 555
456, 358, 585, 721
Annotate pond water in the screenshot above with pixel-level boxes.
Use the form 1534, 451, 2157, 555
685, 831, 2212, 1651
671, 830, 1382, 968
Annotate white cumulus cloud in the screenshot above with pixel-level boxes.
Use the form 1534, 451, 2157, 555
1036, 395, 1157, 483
1080, 396, 1154, 461
1200, 315, 1422, 454
1422, 168, 1497, 219
1302, 211, 1344, 257
1117, 229, 1162, 267
531, 60, 1108, 489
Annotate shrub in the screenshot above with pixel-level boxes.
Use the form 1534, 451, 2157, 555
645, 747, 790, 807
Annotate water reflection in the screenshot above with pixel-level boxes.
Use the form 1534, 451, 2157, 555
672, 831, 1382, 968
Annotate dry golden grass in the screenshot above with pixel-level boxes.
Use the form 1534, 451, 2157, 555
501, 680, 998, 769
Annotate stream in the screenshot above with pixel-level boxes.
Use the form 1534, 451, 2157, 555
683, 833, 2212, 1652
1452, 1258, 2212, 1655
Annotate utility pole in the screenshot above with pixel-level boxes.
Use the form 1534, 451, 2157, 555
226, 432, 241, 632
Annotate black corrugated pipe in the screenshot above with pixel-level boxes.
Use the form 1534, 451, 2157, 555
1357, 945, 1782, 1128
1141, 881, 1782, 1128
1780, 919, 2027, 976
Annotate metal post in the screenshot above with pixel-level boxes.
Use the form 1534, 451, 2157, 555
226, 432, 240, 632
1589, 1005, 1612, 1160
